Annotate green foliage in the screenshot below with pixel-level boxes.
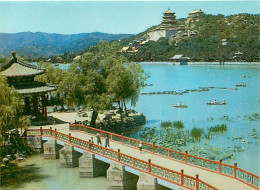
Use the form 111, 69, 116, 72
59, 41, 146, 125
173, 121, 184, 130
160, 121, 173, 129
0, 76, 31, 140
210, 124, 227, 133
121, 13, 260, 62
35, 62, 66, 85
190, 127, 204, 142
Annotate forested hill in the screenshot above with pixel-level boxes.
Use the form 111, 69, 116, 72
120, 13, 260, 62
0, 32, 132, 58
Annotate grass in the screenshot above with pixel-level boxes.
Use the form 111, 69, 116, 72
190, 127, 204, 142
210, 124, 227, 133
160, 121, 173, 128
173, 121, 184, 130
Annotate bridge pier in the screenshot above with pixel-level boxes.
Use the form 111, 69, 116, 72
59, 143, 82, 168
27, 136, 43, 152
107, 161, 139, 190
43, 139, 63, 159
79, 151, 109, 177
137, 172, 170, 190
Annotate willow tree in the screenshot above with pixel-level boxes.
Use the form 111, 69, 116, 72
0, 76, 30, 144
59, 41, 147, 126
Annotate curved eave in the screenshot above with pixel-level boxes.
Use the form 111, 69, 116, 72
2, 71, 45, 78
17, 86, 56, 95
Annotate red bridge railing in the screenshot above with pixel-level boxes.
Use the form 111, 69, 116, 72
67, 123, 260, 189
26, 127, 217, 190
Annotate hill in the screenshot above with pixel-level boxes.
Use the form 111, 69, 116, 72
119, 13, 260, 62
0, 32, 132, 58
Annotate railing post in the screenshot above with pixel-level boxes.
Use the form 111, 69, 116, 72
55, 128, 57, 138
152, 141, 155, 153
219, 159, 222, 173
251, 174, 254, 185
118, 149, 120, 161
148, 159, 151, 173
69, 133, 71, 143
168, 149, 170, 157
121, 133, 124, 144
196, 174, 199, 190
69, 122, 71, 130
40, 127, 43, 136
234, 163, 237, 178
50, 127, 52, 136
89, 140, 92, 150
181, 170, 184, 185
185, 150, 188, 163
100, 127, 102, 138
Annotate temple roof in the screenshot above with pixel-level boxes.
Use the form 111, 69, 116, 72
165, 9, 174, 14
0, 53, 45, 77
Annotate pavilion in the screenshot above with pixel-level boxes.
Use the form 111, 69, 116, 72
0, 52, 56, 120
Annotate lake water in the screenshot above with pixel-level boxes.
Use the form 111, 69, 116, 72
128, 63, 260, 175
2, 154, 107, 190
16, 62, 258, 189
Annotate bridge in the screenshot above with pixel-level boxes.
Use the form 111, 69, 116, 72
26, 123, 260, 190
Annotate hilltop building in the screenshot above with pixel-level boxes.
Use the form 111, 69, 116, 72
188, 9, 204, 18
0, 52, 56, 120
147, 8, 185, 42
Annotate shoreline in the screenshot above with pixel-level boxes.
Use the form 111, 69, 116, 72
138, 61, 260, 66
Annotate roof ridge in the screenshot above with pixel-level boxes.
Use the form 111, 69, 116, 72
17, 60, 45, 71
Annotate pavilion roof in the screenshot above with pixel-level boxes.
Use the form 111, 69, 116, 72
0, 53, 45, 77
10, 81, 56, 95
165, 9, 174, 14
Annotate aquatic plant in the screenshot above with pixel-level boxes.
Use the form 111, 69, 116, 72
160, 121, 173, 129
190, 128, 204, 142
210, 124, 227, 133
173, 121, 184, 130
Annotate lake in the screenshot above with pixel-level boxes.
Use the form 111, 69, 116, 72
15, 62, 258, 190
128, 63, 260, 175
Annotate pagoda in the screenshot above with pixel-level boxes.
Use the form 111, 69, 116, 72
0, 52, 56, 120
160, 8, 177, 30
147, 8, 183, 41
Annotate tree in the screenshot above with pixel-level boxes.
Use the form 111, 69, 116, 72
59, 41, 147, 126
0, 76, 30, 152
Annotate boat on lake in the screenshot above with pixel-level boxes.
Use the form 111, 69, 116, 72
206, 102, 226, 105
236, 83, 246, 87
170, 104, 188, 108
240, 75, 251, 78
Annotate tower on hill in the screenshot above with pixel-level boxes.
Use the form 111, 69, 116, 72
147, 8, 184, 41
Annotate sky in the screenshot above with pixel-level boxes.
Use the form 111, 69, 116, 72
0, 1, 259, 35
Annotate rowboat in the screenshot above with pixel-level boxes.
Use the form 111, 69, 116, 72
170, 104, 188, 108
236, 83, 246, 87
206, 102, 226, 105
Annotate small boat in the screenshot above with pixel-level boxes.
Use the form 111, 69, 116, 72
240, 75, 251, 78
236, 83, 246, 87
206, 102, 226, 105
170, 104, 188, 108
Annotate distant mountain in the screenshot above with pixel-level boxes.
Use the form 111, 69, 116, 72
0, 32, 132, 58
